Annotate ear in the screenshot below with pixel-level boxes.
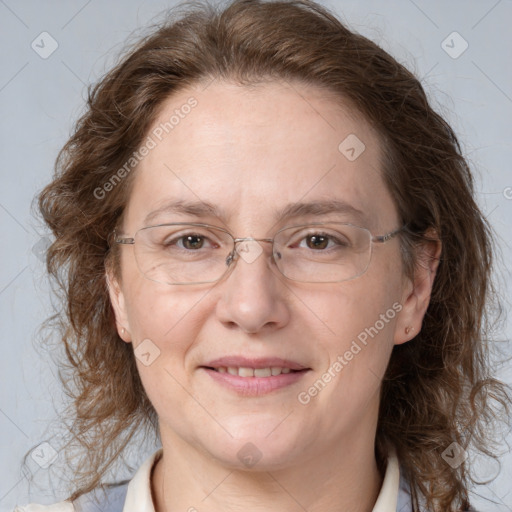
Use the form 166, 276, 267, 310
105, 265, 132, 343
394, 228, 441, 345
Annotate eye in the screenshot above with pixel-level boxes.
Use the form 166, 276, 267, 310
166, 233, 218, 250
296, 232, 350, 251
302, 234, 330, 250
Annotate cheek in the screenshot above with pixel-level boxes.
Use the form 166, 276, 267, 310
319, 280, 401, 347
122, 281, 211, 412
312, 251, 404, 375
308, 287, 399, 405
119, 248, 200, 344
124, 281, 207, 348
118, 254, 210, 379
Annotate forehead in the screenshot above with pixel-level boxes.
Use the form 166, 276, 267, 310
122, 80, 397, 233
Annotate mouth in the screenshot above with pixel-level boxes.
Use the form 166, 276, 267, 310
203, 366, 305, 377
199, 359, 311, 395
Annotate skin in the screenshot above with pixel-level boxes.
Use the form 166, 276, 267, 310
107, 79, 441, 512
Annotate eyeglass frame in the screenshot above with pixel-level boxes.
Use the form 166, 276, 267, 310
113, 221, 407, 285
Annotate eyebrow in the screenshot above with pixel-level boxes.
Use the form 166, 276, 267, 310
143, 198, 368, 226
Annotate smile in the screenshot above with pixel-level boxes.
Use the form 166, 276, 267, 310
211, 366, 298, 377
201, 366, 310, 395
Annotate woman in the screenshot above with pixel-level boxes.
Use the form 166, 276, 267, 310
17, 0, 511, 511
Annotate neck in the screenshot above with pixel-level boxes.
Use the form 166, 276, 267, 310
151, 422, 384, 512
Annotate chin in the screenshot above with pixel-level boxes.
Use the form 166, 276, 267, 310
204, 431, 306, 472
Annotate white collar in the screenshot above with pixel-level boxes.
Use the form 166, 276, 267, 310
122, 446, 401, 512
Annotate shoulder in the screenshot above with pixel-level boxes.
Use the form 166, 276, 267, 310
15, 449, 161, 512
14, 481, 129, 512
14, 504, 74, 512
396, 465, 480, 512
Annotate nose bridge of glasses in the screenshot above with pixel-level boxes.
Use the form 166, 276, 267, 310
233, 237, 274, 244
226, 237, 277, 266
230, 237, 275, 259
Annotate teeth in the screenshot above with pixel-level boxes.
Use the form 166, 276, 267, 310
238, 367, 254, 377
214, 366, 296, 377
254, 367, 271, 377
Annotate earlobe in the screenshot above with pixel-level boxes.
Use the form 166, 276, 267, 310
394, 229, 442, 345
105, 268, 132, 343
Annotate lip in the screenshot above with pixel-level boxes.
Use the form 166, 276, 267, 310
199, 356, 311, 396
203, 356, 308, 370
201, 367, 310, 396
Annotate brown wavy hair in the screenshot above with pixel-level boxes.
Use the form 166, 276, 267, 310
34, 0, 511, 510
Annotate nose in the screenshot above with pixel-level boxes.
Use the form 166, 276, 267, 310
214, 239, 291, 334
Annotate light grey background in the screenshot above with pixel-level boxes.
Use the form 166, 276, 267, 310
1, 0, 511, 510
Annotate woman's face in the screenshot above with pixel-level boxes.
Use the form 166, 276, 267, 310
108, 80, 428, 470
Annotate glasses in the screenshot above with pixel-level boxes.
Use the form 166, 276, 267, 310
114, 222, 405, 285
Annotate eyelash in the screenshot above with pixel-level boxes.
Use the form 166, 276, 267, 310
166, 232, 348, 251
